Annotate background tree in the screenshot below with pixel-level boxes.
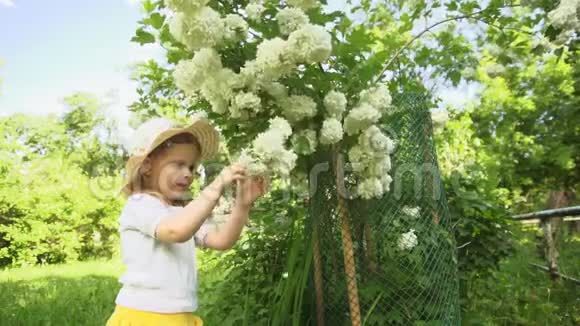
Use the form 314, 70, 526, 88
0, 92, 124, 267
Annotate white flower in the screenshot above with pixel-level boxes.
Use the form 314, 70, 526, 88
287, 24, 332, 63
269, 116, 293, 138
223, 14, 248, 42
238, 149, 268, 175
253, 131, 286, 157
402, 206, 421, 218
237, 117, 297, 177
245, 3, 265, 22
229, 92, 261, 119
291, 129, 318, 155
244, 38, 294, 83
279, 150, 298, 176
174, 60, 201, 95
276, 7, 309, 35
380, 174, 392, 192
320, 118, 343, 145
287, 0, 319, 11
347, 124, 395, 199
398, 229, 418, 250
280, 95, 317, 122
169, 12, 188, 44
359, 125, 393, 154
170, 7, 226, 51
262, 82, 288, 100
348, 145, 365, 164
484, 63, 505, 78
359, 84, 392, 112
461, 67, 476, 79
431, 109, 449, 131
173, 48, 222, 94
323, 91, 347, 118
357, 177, 383, 199
366, 156, 392, 176
214, 195, 233, 215
199, 68, 241, 114
548, 0, 580, 31
165, 0, 208, 13
343, 103, 380, 135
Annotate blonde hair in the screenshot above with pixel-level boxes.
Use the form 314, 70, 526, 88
125, 132, 201, 206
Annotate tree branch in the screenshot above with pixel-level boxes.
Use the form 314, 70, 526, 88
472, 17, 535, 36
372, 6, 521, 84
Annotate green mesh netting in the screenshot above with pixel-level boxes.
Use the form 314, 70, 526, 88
306, 94, 460, 325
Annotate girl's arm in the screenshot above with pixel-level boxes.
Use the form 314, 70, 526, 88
155, 165, 246, 243
204, 177, 267, 250
204, 201, 251, 250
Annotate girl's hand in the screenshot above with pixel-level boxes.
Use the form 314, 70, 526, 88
217, 164, 247, 187
205, 164, 246, 199
236, 176, 268, 207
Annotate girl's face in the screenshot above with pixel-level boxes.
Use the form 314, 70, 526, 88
142, 142, 200, 204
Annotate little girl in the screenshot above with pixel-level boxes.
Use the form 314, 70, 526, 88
107, 117, 266, 325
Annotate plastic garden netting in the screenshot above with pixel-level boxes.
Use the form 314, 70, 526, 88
306, 94, 460, 326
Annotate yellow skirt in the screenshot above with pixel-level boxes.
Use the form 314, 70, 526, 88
106, 305, 203, 326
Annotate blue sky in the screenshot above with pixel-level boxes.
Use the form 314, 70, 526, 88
0, 0, 477, 142
0, 0, 163, 141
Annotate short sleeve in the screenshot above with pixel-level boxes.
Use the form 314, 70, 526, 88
194, 218, 217, 248
119, 193, 174, 238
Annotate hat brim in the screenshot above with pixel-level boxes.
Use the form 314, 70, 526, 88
120, 118, 220, 196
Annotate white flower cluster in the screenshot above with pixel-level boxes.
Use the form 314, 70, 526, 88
359, 84, 392, 112
344, 85, 392, 136
245, 2, 266, 22
318, 90, 347, 146
276, 7, 309, 35
484, 63, 505, 78
166, 0, 208, 14
323, 90, 347, 118
398, 229, 418, 251
279, 95, 317, 122
213, 195, 233, 215
401, 206, 420, 219
169, 1, 332, 125
168, 1, 407, 188
431, 109, 449, 131
174, 48, 249, 115
348, 125, 395, 199
169, 7, 248, 51
320, 118, 343, 145
291, 129, 318, 155
230, 92, 262, 119
287, 0, 319, 11
287, 24, 332, 64
237, 117, 298, 177
242, 38, 295, 86
548, 0, 580, 32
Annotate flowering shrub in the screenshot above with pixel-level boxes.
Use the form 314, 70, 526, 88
166, 0, 395, 198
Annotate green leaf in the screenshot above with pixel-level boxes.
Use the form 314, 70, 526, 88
142, 0, 155, 13
131, 28, 156, 45
147, 13, 165, 30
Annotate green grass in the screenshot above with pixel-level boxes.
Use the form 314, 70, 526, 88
0, 228, 578, 326
0, 259, 124, 326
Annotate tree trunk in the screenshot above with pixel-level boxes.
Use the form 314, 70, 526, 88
541, 191, 573, 281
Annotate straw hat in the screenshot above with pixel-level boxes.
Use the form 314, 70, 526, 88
121, 117, 220, 195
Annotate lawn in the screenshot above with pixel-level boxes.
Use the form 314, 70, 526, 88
0, 228, 578, 326
0, 259, 123, 326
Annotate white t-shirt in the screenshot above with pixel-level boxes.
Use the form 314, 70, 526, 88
114, 193, 214, 313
